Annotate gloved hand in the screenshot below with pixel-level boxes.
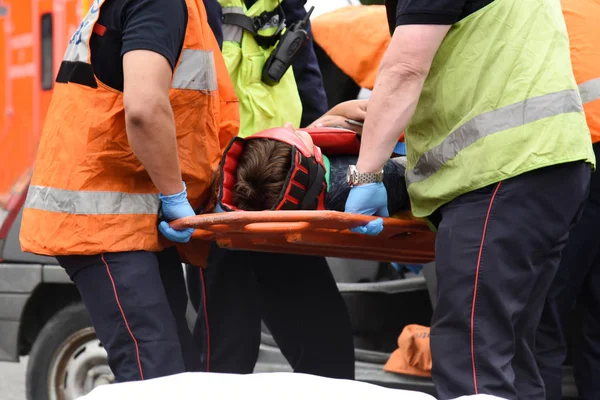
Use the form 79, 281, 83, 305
344, 182, 389, 236
158, 182, 196, 243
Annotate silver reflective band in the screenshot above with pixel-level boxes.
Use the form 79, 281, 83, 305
579, 77, 600, 105
0, 209, 8, 227
25, 185, 160, 215
62, 0, 107, 64
172, 49, 218, 91
222, 7, 244, 43
406, 89, 583, 185
222, 6, 244, 14
223, 25, 243, 43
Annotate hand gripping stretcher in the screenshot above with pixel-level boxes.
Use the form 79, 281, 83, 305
169, 127, 435, 264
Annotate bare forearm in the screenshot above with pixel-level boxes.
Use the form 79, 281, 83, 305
126, 103, 183, 196
356, 66, 426, 173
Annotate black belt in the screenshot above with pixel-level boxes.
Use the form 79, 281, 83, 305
221, 6, 286, 48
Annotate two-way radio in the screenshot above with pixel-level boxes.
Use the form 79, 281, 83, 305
261, 6, 315, 86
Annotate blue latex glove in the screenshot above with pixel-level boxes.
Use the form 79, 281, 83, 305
344, 182, 389, 236
391, 262, 424, 275
393, 142, 407, 156
158, 182, 195, 243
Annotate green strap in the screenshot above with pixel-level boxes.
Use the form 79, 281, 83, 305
322, 154, 331, 192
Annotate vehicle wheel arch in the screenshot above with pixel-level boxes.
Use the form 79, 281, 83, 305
18, 282, 81, 356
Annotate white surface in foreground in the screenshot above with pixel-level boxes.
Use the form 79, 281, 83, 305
80, 371, 511, 400
80, 371, 437, 400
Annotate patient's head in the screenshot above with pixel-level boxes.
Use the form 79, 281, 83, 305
234, 139, 292, 210
234, 125, 316, 211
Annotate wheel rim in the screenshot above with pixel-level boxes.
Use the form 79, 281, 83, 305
48, 327, 115, 400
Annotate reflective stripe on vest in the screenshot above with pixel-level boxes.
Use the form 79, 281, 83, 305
222, 7, 244, 43
406, 87, 587, 186
407, 78, 600, 185
580, 77, 600, 105
172, 49, 218, 91
25, 185, 160, 215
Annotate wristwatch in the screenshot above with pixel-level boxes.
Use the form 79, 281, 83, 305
347, 165, 384, 187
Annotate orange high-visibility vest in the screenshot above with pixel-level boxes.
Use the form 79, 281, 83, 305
311, 5, 390, 91
563, 0, 600, 144
313, 3, 600, 143
19, 0, 240, 260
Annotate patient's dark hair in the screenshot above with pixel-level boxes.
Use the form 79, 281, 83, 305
234, 139, 292, 211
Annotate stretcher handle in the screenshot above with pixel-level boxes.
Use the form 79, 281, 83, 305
168, 210, 430, 237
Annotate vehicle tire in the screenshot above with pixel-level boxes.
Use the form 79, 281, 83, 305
26, 302, 114, 400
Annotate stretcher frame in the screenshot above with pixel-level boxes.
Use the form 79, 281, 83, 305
170, 211, 436, 264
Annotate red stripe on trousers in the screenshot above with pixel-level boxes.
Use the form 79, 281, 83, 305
101, 254, 145, 380
471, 182, 502, 393
200, 268, 211, 372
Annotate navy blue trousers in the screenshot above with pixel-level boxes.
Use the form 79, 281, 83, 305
537, 145, 600, 400
191, 244, 355, 379
57, 247, 201, 382
431, 161, 590, 400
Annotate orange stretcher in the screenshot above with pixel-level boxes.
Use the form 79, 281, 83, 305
170, 211, 436, 264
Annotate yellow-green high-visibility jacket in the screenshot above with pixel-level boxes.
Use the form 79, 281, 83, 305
219, 0, 302, 137
404, 0, 596, 218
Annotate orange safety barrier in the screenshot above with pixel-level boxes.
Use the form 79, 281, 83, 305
169, 211, 436, 264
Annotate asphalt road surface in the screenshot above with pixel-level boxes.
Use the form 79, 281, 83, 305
0, 357, 27, 400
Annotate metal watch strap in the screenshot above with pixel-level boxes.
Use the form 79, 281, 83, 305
355, 172, 383, 185
348, 165, 384, 186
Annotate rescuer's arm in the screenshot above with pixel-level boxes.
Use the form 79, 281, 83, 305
119, 0, 195, 242
120, 0, 188, 196
355, 23, 450, 174
123, 51, 183, 195
344, 0, 466, 233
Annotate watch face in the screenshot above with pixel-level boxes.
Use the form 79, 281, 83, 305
347, 165, 357, 185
